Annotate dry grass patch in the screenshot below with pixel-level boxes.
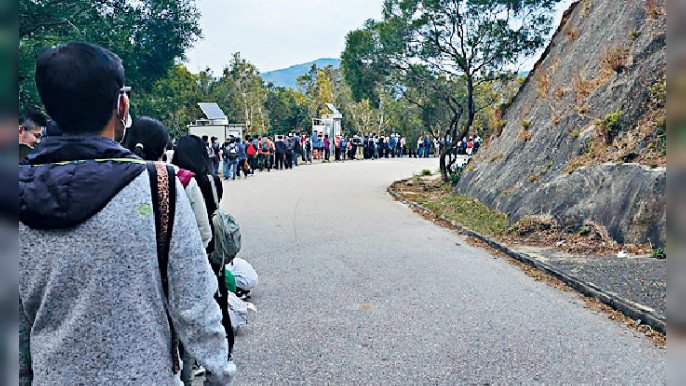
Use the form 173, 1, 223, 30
572, 73, 595, 102
582, 0, 593, 17
645, 0, 663, 19
537, 70, 550, 99
553, 87, 566, 100
488, 153, 504, 163
517, 128, 532, 143
603, 47, 629, 73
563, 157, 586, 175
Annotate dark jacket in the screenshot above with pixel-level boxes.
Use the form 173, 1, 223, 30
20, 136, 145, 230
274, 140, 287, 154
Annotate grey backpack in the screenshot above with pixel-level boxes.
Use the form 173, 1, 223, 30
208, 177, 242, 266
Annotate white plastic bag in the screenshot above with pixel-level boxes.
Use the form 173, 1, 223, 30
227, 292, 257, 330
227, 258, 258, 291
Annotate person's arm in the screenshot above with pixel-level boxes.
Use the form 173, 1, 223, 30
167, 180, 234, 385
185, 177, 212, 248
19, 299, 32, 386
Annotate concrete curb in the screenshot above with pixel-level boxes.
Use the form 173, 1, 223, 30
387, 185, 666, 335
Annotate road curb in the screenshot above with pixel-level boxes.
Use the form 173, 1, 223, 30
387, 185, 666, 335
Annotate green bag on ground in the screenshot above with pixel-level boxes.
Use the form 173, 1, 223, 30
224, 268, 237, 294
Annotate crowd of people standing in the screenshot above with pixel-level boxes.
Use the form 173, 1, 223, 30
18, 41, 259, 386
190, 131, 484, 182
18, 40, 487, 386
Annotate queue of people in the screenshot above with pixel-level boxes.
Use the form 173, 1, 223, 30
18, 41, 259, 386
204, 132, 450, 181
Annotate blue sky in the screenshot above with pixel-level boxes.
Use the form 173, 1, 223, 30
185, 0, 574, 75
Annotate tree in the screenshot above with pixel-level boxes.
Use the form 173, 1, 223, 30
134, 64, 203, 138
19, 0, 201, 111
374, 0, 561, 180
211, 53, 268, 134
341, 21, 387, 108
264, 87, 311, 134
315, 70, 335, 116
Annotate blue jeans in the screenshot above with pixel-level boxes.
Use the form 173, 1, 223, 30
223, 159, 238, 179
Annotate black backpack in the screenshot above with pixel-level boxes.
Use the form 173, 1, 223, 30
226, 144, 238, 160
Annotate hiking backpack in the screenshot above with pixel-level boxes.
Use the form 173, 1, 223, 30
207, 177, 242, 267
246, 143, 257, 156
227, 144, 238, 160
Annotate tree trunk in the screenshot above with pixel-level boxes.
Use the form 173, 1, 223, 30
439, 110, 462, 182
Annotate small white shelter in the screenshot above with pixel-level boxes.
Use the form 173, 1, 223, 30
312, 104, 343, 154
188, 103, 245, 140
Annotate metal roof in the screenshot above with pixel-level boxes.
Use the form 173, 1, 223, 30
197, 103, 227, 120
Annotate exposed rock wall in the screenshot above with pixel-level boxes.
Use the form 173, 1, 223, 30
456, 0, 666, 246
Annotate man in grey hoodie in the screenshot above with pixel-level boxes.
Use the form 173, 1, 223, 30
19, 42, 235, 385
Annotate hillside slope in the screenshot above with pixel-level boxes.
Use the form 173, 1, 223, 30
263, 58, 340, 89
456, 0, 666, 247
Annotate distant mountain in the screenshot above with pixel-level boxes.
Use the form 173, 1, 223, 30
262, 58, 341, 89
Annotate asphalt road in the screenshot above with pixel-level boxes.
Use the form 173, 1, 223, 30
218, 158, 664, 385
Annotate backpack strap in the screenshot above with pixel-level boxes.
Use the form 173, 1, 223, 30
208, 175, 220, 208
147, 161, 181, 374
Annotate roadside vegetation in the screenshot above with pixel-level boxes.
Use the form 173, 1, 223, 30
392, 173, 658, 258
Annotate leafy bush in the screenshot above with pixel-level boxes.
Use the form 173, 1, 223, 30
449, 172, 461, 186
421, 168, 432, 176
599, 109, 623, 144
650, 247, 666, 259
493, 119, 507, 137
448, 165, 464, 186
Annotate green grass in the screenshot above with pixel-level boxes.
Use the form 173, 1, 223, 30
650, 247, 666, 259
416, 192, 508, 237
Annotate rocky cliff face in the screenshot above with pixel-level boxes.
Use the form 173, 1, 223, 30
456, 0, 666, 246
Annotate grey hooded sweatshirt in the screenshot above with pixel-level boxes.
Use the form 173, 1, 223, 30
19, 137, 234, 385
